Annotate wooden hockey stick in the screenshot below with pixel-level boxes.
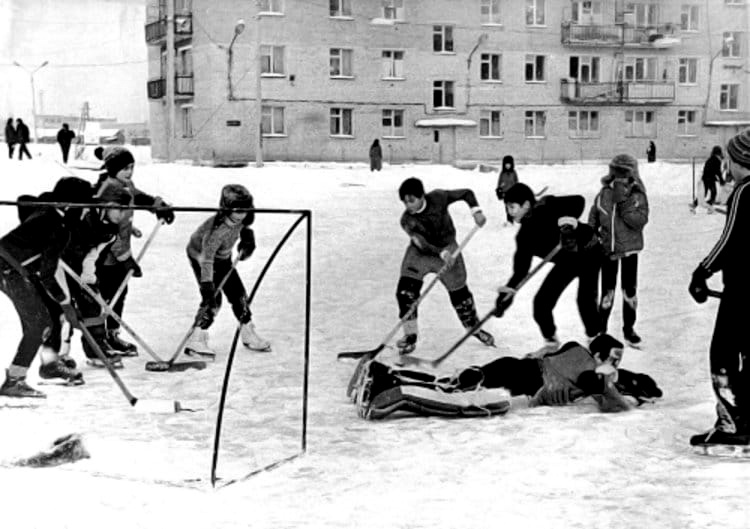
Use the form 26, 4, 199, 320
108, 219, 164, 311
144, 254, 241, 372
338, 224, 482, 361
400, 244, 562, 370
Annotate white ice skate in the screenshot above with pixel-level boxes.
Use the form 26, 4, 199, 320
184, 329, 217, 359
241, 322, 272, 352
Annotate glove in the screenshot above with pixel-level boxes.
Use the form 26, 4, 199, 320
558, 217, 579, 252
689, 266, 710, 304
131, 226, 143, 238
472, 208, 487, 227
199, 281, 217, 308
238, 228, 256, 261
154, 198, 175, 225
121, 256, 142, 278
494, 286, 516, 317
60, 303, 80, 327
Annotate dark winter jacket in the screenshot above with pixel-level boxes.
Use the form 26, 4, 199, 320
702, 154, 725, 186
588, 178, 649, 259
57, 128, 76, 147
16, 121, 30, 143
495, 155, 519, 200
4, 120, 16, 145
700, 176, 750, 288
369, 142, 382, 161
507, 195, 596, 289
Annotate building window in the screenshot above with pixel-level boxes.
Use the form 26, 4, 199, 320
261, 45, 285, 75
720, 84, 739, 110
480, 53, 502, 81
723, 32, 742, 57
626, 3, 658, 27
622, 57, 657, 81
569, 56, 600, 82
180, 105, 193, 138
330, 108, 353, 136
525, 54, 546, 82
330, 48, 353, 77
382, 50, 405, 79
433, 80, 455, 108
680, 5, 699, 31
258, 0, 283, 14
383, 0, 404, 21
524, 110, 546, 137
479, 110, 502, 137
677, 110, 697, 135
329, 0, 351, 17
176, 46, 193, 76
568, 110, 599, 137
433, 25, 454, 53
261, 105, 285, 136
382, 109, 405, 137
571, 1, 602, 24
678, 58, 697, 84
525, 0, 545, 26
481, 0, 501, 24
624, 110, 655, 137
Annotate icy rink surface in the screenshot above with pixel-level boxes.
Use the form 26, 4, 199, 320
0, 146, 747, 529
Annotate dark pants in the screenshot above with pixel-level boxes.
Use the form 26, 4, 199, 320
60, 143, 71, 164
534, 252, 601, 339
599, 254, 638, 333
708, 286, 750, 433
0, 268, 56, 368
188, 256, 250, 328
6, 143, 14, 159
704, 180, 718, 205
454, 357, 543, 396
96, 261, 129, 331
17, 142, 32, 160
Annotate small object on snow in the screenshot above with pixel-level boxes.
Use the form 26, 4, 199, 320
15, 433, 90, 468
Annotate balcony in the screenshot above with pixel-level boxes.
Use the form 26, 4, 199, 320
561, 22, 680, 48
147, 75, 194, 99
144, 13, 193, 44
560, 79, 675, 105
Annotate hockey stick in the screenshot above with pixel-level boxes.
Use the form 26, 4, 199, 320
108, 219, 164, 311
144, 254, 241, 372
59, 261, 166, 364
337, 224, 482, 361
401, 243, 562, 369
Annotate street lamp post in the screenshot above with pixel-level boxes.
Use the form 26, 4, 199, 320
704, 35, 734, 125
226, 19, 246, 100
13, 60, 49, 144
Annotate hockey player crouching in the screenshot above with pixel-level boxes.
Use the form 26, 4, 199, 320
183, 184, 270, 357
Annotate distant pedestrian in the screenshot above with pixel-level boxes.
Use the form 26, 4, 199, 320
369, 139, 383, 172
56, 123, 76, 164
495, 155, 519, 225
702, 146, 725, 206
4, 118, 16, 159
15, 118, 32, 160
646, 141, 656, 163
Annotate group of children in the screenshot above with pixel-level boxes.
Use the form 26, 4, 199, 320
0, 147, 270, 398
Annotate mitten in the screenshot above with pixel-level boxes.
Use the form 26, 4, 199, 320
238, 228, 256, 261
121, 256, 142, 278
689, 265, 710, 304
154, 197, 175, 224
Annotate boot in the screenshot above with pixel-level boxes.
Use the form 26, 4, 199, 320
107, 329, 138, 357
82, 339, 124, 369
690, 429, 750, 446
39, 359, 84, 386
0, 371, 46, 398
623, 327, 642, 349
240, 322, 271, 352
184, 328, 216, 359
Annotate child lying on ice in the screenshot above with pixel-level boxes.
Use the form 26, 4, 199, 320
352, 333, 662, 420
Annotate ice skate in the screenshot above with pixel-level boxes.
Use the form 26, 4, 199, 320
106, 329, 138, 357
690, 429, 750, 458
396, 334, 417, 356
184, 328, 216, 359
0, 371, 46, 399
240, 322, 272, 352
472, 329, 496, 347
623, 328, 642, 349
83, 338, 124, 369
38, 359, 84, 386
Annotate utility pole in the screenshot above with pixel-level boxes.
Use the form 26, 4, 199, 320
13, 60, 48, 144
165, 0, 176, 162
255, 4, 264, 168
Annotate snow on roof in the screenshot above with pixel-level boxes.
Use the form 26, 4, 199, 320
705, 121, 750, 127
414, 118, 477, 128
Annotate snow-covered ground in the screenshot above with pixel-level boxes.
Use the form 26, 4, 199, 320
0, 145, 746, 529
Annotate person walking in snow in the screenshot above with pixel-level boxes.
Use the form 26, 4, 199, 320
4, 118, 16, 159
495, 155, 519, 224
15, 118, 32, 160
183, 184, 271, 357
588, 154, 649, 348
369, 139, 383, 172
688, 128, 750, 450
394, 177, 494, 356
702, 146, 725, 206
56, 123, 76, 164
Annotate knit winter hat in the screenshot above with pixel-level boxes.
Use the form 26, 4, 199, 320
726, 128, 750, 169
711, 145, 723, 158
103, 147, 135, 177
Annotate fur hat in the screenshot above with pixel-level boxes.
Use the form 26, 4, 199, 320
726, 128, 750, 169
503, 182, 535, 206
103, 147, 135, 177
711, 145, 723, 158
52, 177, 94, 205
220, 184, 253, 210
603, 154, 639, 184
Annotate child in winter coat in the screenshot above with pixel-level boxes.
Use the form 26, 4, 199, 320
93, 147, 174, 357
495, 155, 518, 224
702, 145, 726, 206
588, 154, 649, 347
183, 184, 270, 357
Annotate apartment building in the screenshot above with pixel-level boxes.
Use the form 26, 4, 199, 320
145, 0, 750, 164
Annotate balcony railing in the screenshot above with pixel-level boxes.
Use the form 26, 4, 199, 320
560, 79, 675, 105
561, 23, 679, 48
144, 14, 193, 44
147, 75, 194, 99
